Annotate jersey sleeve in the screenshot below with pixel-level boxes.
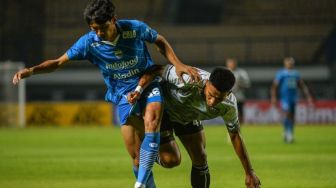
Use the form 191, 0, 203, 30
221, 94, 240, 133
139, 21, 158, 43
66, 34, 90, 60
162, 65, 186, 87
162, 65, 206, 89
274, 71, 283, 82
238, 69, 251, 88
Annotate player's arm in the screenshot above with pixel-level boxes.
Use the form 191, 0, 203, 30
127, 65, 164, 104
298, 79, 313, 105
239, 70, 251, 89
270, 81, 278, 105
12, 53, 70, 85
229, 130, 261, 188
155, 34, 200, 82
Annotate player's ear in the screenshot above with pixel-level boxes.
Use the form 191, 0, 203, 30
111, 15, 117, 23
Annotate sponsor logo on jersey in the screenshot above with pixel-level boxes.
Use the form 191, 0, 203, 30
113, 69, 140, 79
114, 49, 123, 59
122, 30, 136, 39
106, 57, 138, 70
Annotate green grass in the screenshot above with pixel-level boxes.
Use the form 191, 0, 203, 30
1, 125, 336, 188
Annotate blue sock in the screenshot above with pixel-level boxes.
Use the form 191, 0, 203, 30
133, 166, 156, 188
136, 132, 160, 186
284, 118, 293, 136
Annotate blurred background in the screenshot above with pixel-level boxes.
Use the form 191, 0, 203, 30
0, 0, 335, 126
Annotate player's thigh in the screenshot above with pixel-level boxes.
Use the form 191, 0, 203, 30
178, 130, 207, 166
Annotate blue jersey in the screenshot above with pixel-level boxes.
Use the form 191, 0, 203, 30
66, 19, 158, 105
274, 69, 301, 102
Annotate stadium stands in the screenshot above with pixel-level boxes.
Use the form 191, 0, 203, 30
1, 0, 335, 100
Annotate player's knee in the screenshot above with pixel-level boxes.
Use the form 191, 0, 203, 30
160, 154, 181, 168
144, 116, 161, 131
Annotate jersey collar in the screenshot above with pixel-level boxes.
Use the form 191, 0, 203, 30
101, 21, 122, 46
101, 34, 120, 46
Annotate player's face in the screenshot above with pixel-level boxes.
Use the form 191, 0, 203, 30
90, 17, 117, 41
226, 59, 237, 70
204, 81, 230, 107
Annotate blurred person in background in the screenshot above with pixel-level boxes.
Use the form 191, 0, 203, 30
271, 57, 313, 144
226, 58, 251, 124
11, 0, 199, 187
128, 64, 261, 188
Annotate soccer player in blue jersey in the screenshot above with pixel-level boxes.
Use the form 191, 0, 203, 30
12, 0, 199, 187
128, 65, 261, 188
271, 57, 313, 143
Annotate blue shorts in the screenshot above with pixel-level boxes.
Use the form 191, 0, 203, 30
280, 100, 296, 113
117, 82, 163, 125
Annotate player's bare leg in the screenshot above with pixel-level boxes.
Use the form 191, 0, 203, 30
121, 116, 156, 188
134, 102, 162, 188
283, 111, 295, 143
178, 130, 210, 188
158, 138, 182, 168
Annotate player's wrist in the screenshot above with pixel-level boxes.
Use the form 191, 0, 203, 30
135, 85, 143, 94
27, 67, 34, 75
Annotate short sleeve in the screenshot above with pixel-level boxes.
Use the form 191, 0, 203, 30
66, 35, 90, 60
139, 21, 158, 43
222, 94, 240, 132
274, 71, 283, 83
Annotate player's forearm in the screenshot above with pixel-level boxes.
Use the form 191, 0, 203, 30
299, 81, 312, 100
138, 65, 164, 88
29, 54, 69, 75
230, 132, 254, 175
28, 60, 62, 75
270, 84, 277, 101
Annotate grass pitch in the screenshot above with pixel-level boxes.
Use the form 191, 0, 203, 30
0, 125, 336, 188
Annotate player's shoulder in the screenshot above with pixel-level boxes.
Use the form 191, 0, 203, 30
276, 68, 287, 77
222, 93, 237, 107
78, 31, 100, 43
117, 19, 146, 30
216, 93, 237, 114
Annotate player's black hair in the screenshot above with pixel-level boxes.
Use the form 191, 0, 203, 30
209, 67, 236, 92
84, 0, 115, 25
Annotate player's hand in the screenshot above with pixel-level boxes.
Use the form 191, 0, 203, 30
307, 96, 314, 107
127, 91, 141, 105
175, 64, 200, 83
12, 68, 33, 85
245, 171, 261, 188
